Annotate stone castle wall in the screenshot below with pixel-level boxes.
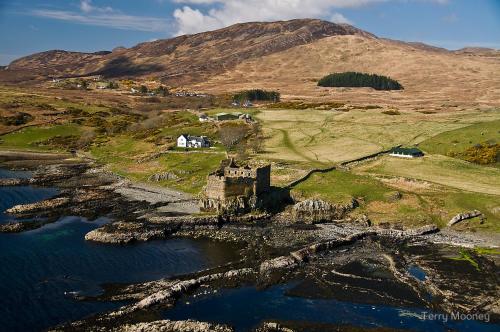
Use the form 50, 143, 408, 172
202, 161, 271, 213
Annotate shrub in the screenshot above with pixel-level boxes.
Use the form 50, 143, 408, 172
462, 143, 499, 165
0, 112, 33, 126
382, 110, 401, 115
318, 72, 403, 90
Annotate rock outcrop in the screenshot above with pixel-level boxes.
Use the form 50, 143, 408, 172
0, 178, 28, 186
448, 210, 483, 227
291, 198, 358, 223
6, 197, 69, 214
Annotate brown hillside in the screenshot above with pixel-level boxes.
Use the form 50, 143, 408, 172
1, 19, 368, 84
191, 35, 500, 108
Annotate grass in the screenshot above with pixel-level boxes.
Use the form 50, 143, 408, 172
256, 107, 500, 165
451, 249, 480, 271
90, 135, 225, 194
419, 119, 500, 157
157, 153, 226, 194
291, 170, 392, 204
0, 124, 82, 151
159, 111, 218, 141
475, 247, 500, 255
355, 155, 500, 196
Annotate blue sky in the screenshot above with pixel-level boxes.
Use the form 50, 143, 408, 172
0, 0, 499, 65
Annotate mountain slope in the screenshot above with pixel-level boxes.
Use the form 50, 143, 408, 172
193, 34, 500, 107
2, 19, 370, 84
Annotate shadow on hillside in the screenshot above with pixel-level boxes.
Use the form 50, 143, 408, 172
93, 56, 164, 78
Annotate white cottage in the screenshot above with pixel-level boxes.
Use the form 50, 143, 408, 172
177, 134, 210, 148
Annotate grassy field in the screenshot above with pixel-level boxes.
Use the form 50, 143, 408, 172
291, 169, 392, 203
419, 119, 500, 156
90, 136, 225, 194
289, 167, 500, 230
0, 124, 82, 151
256, 107, 500, 165
355, 155, 500, 196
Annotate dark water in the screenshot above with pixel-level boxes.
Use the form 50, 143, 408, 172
0, 169, 241, 332
165, 283, 500, 332
0, 168, 32, 179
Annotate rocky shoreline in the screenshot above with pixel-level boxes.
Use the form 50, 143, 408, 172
1, 151, 499, 331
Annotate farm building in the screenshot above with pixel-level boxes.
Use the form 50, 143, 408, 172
177, 134, 211, 148
389, 147, 424, 158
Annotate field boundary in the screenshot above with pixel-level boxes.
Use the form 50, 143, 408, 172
286, 146, 398, 188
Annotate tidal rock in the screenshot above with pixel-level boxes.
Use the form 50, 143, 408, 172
119, 319, 233, 332
259, 256, 297, 275
448, 210, 483, 227
6, 197, 69, 214
0, 178, 28, 186
85, 222, 166, 244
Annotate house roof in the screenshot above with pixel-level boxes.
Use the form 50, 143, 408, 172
391, 147, 423, 155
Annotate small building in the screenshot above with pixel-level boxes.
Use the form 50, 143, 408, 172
177, 134, 210, 148
389, 147, 424, 158
198, 114, 209, 122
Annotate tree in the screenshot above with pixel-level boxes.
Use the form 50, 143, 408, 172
154, 85, 169, 97
218, 125, 249, 152
233, 89, 280, 103
139, 85, 148, 94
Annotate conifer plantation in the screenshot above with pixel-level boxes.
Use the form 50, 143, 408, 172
318, 72, 403, 90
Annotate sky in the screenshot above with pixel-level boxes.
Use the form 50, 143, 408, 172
0, 0, 499, 65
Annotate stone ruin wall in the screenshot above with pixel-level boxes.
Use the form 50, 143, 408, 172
254, 165, 271, 195
202, 163, 271, 213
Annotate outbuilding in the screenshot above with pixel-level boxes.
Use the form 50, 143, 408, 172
389, 147, 424, 158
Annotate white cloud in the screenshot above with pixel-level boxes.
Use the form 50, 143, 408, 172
79, 0, 114, 13
330, 12, 352, 24
31, 9, 169, 32
172, 0, 450, 35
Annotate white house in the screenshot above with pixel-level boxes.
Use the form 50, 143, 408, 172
177, 134, 210, 148
389, 147, 424, 158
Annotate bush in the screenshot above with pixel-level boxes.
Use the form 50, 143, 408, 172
382, 110, 401, 115
233, 89, 280, 103
0, 112, 33, 126
462, 143, 499, 165
318, 72, 403, 90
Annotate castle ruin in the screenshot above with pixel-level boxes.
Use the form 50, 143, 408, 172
200, 158, 271, 213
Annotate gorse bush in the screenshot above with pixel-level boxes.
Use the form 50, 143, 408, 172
447, 142, 499, 165
233, 89, 280, 102
318, 72, 403, 90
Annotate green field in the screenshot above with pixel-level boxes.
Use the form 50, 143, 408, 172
90, 136, 225, 193
292, 170, 391, 203
419, 119, 500, 156
0, 124, 82, 151
356, 155, 500, 196
256, 107, 500, 165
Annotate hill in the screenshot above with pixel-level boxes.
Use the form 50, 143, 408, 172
2, 19, 369, 85
2, 19, 499, 108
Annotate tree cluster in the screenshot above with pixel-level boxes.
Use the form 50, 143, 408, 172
317, 72, 403, 90
233, 89, 280, 103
